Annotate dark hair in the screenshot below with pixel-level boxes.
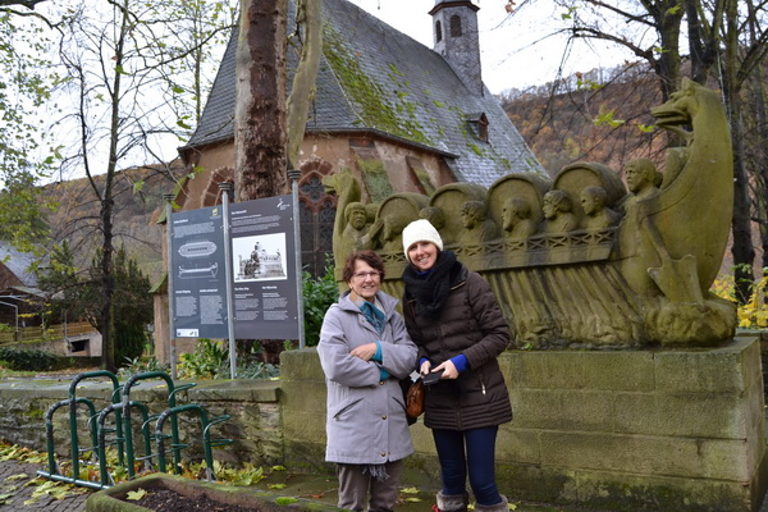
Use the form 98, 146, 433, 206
342, 250, 386, 283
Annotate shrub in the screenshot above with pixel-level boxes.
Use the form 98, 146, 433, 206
302, 263, 339, 346
710, 268, 768, 329
117, 355, 169, 378
177, 338, 228, 379
0, 347, 67, 371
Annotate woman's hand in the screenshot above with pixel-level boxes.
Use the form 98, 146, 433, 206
432, 360, 458, 379
420, 360, 432, 375
350, 342, 377, 361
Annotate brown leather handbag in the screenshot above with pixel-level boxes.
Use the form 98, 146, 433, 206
405, 379, 425, 418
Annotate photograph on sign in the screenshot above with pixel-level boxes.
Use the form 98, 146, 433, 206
232, 232, 287, 282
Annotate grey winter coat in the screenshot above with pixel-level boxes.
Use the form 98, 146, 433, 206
317, 290, 418, 465
403, 265, 513, 431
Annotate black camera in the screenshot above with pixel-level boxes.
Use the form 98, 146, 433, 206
422, 368, 444, 386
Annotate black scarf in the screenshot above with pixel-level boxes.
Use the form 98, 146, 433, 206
402, 250, 462, 318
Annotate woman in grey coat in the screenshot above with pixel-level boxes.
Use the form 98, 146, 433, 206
318, 250, 418, 512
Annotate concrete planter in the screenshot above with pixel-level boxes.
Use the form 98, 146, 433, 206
85, 473, 341, 512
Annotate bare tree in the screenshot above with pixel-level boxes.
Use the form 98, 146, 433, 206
52, 0, 237, 369
515, 0, 768, 300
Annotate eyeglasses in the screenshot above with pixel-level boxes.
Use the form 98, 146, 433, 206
352, 271, 381, 280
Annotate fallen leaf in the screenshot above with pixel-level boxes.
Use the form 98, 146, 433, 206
126, 489, 147, 501
268, 483, 287, 490
7, 473, 28, 481
400, 487, 419, 494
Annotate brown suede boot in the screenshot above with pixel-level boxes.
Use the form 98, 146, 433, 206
473, 495, 509, 512
433, 491, 469, 512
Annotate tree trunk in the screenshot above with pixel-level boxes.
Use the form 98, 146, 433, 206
286, 0, 321, 169
234, 0, 289, 200
744, 0, 768, 271
99, 0, 131, 372
655, 2, 683, 100
722, 0, 755, 303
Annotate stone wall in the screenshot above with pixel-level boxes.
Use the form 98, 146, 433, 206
0, 378, 282, 468
281, 334, 768, 512
496, 333, 767, 511
2, 333, 766, 511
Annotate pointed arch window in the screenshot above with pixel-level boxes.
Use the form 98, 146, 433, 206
435, 20, 442, 42
298, 159, 336, 277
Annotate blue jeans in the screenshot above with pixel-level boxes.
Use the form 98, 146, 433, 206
432, 426, 502, 506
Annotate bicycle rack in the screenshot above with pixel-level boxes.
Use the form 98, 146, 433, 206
37, 369, 233, 488
155, 404, 233, 480
37, 370, 123, 490
96, 400, 152, 486
120, 371, 196, 478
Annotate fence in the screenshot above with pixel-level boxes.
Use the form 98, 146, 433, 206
0, 321, 94, 345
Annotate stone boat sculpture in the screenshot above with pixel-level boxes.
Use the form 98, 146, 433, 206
325, 80, 736, 348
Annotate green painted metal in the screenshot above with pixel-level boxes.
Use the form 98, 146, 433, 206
155, 403, 232, 480
38, 369, 231, 489
38, 370, 123, 488
96, 400, 152, 486
120, 371, 196, 477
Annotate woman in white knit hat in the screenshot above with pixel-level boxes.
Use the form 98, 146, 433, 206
400, 219, 512, 512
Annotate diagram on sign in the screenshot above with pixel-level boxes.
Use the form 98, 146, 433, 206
177, 239, 219, 279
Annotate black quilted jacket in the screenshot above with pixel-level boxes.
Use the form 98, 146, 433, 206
403, 264, 513, 430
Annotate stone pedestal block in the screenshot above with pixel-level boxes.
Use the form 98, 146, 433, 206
280, 338, 768, 511
498, 335, 767, 511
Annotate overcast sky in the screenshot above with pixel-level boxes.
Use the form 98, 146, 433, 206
348, 0, 631, 94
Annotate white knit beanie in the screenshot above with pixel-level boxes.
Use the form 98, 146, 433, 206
402, 219, 443, 262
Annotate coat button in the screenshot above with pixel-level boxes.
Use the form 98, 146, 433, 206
381, 415, 387, 420
380, 452, 386, 457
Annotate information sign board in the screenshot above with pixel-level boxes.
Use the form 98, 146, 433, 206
169, 205, 228, 338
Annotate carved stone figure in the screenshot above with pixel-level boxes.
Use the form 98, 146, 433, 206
501, 197, 536, 239
336, 201, 371, 258
580, 186, 620, 230
378, 214, 410, 254
324, 80, 736, 348
540, 190, 578, 234
460, 200, 500, 245
429, 182, 488, 247
617, 158, 665, 297
323, 169, 363, 265
419, 206, 446, 230
624, 158, 660, 202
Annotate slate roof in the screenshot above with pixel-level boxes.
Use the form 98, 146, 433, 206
0, 242, 38, 288
184, 0, 543, 187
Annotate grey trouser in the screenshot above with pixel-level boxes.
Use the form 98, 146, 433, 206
336, 459, 404, 512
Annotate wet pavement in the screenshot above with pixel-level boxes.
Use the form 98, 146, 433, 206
1, 458, 768, 511
0, 460, 89, 511
0, 458, 578, 512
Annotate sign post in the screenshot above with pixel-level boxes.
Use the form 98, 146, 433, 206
219, 183, 238, 378
288, 170, 305, 349
163, 194, 177, 379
